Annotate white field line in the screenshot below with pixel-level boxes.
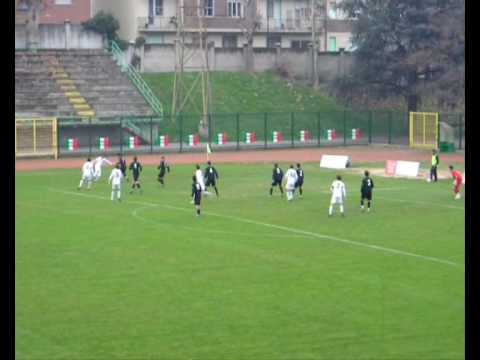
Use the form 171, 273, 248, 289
47, 188, 464, 269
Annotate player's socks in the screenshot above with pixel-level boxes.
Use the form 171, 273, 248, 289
340, 205, 345, 216
328, 205, 333, 216
111, 191, 115, 201
214, 187, 219, 196
269, 188, 273, 195
196, 209, 200, 216
78, 180, 83, 189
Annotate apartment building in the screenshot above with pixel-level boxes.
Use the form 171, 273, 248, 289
93, 0, 354, 51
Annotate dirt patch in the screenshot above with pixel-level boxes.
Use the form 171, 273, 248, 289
16, 145, 465, 172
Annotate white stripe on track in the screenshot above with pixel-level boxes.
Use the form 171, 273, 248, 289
47, 188, 464, 269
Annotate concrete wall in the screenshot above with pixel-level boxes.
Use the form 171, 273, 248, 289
142, 43, 353, 82
15, 24, 103, 49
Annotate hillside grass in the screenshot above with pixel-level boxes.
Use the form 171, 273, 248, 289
143, 71, 344, 116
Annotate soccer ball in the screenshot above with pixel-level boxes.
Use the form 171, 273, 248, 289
426, 177, 431, 182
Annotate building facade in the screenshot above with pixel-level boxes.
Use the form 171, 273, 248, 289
93, 0, 354, 51
15, 0, 93, 25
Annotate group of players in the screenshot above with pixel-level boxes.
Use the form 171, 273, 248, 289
78, 154, 463, 216
269, 163, 374, 216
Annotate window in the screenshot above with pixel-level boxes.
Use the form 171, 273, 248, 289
55, 0, 72, 5
328, 1, 337, 19
291, 40, 311, 49
228, 1, 242, 18
267, 0, 274, 18
329, 36, 337, 51
203, 0, 214, 16
223, 35, 237, 48
295, 8, 311, 19
267, 35, 281, 48
149, 0, 163, 16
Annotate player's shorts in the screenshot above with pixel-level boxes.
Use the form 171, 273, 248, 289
330, 195, 343, 205
158, 170, 166, 178
82, 173, 93, 181
112, 184, 121, 191
454, 183, 462, 194
285, 181, 296, 191
93, 169, 101, 179
133, 174, 140, 182
361, 191, 372, 201
194, 194, 202, 205
205, 178, 216, 187
272, 179, 282, 186
295, 179, 304, 188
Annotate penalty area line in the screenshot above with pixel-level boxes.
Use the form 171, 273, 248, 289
47, 187, 464, 270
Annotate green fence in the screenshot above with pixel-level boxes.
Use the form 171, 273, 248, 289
55, 110, 463, 157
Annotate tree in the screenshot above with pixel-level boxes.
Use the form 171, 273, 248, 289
241, 0, 260, 73
82, 11, 124, 47
335, 0, 464, 112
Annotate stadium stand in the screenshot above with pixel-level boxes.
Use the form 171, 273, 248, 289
15, 49, 154, 118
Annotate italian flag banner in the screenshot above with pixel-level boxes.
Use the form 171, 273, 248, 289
128, 136, 140, 149
272, 131, 283, 143
98, 137, 110, 150
216, 132, 228, 145
188, 134, 200, 146
245, 132, 256, 144
158, 135, 170, 147
299, 130, 311, 142
325, 129, 337, 141
66, 138, 79, 151
351, 128, 362, 140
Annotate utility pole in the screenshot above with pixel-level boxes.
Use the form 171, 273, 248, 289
311, 0, 319, 89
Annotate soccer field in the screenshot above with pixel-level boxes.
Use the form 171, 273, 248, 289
15, 163, 464, 360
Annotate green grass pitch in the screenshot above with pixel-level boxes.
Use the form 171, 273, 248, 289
15, 162, 464, 359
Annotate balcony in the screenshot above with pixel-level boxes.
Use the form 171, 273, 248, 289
258, 18, 312, 32
137, 16, 177, 32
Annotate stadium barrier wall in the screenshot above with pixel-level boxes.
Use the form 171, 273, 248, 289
51, 111, 463, 158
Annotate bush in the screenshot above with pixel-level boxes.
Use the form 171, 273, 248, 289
82, 11, 120, 42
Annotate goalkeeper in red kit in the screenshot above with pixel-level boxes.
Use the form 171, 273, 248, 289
449, 165, 463, 200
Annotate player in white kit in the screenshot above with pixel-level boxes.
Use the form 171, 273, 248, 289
285, 164, 298, 201
329, 175, 346, 217
195, 164, 212, 195
108, 163, 124, 201
93, 156, 112, 181
78, 158, 94, 190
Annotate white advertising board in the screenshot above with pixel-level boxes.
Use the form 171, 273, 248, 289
320, 155, 350, 169
395, 161, 420, 177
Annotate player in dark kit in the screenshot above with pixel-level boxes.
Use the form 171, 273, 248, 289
269, 163, 284, 196
360, 170, 374, 212
295, 163, 304, 197
157, 156, 170, 186
129, 156, 143, 194
192, 176, 202, 217
118, 154, 127, 181
204, 161, 219, 196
